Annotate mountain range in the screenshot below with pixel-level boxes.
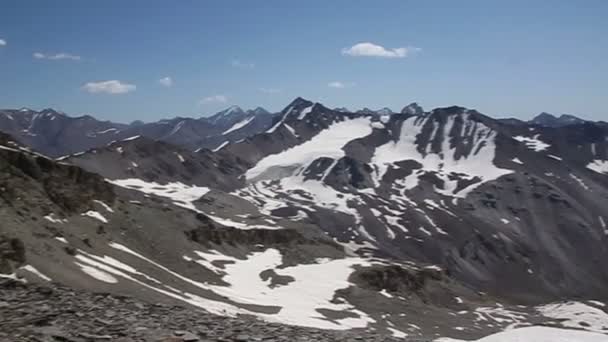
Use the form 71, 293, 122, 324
1, 98, 608, 340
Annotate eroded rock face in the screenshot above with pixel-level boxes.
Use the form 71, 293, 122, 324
0, 137, 115, 213
350, 264, 443, 294
0, 237, 26, 274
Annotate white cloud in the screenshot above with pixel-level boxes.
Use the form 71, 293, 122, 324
159, 77, 173, 87
0, 39, 6, 46
341, 42, 420, 58
259, 87, 282, 94
82, 80, 136, 94
328, 81, 355, 89
231, 59, 255, 69
33, 52, 81, 61
199, 95, 228, 105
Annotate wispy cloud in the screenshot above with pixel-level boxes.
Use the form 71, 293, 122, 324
341, 42, 420, 58
158, 76, 173, 87
33, 52, 82, 61
199, 95, 228, 105
328, 81, 355, 89
82, 80, 136, 94
0, 39, 6, 46
259, 87, 282, 94
231, 59, 255, 69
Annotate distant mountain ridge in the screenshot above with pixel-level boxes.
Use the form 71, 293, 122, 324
530, 112, 588, 127
0, 106, 276, 157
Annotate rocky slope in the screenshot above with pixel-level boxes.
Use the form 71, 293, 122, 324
1, 98, 608, 340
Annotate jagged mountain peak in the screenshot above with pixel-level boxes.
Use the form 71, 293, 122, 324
285, 97, 314, 110
401, 102, 424, 115
531, 112, 586, 127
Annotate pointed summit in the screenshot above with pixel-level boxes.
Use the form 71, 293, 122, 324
401, 102, 424, 115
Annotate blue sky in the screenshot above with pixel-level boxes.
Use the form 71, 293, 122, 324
0, 0, 606, 122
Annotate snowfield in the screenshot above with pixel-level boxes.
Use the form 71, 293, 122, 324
247, 117, 374, 182
372, 113, 513, 197
436, 326, 608, 342
74, 242, 375, 330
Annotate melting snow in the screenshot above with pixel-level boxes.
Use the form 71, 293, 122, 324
96, 128, 118, 134
513, 135, 550, 152
538, 302, 608, 334
437, 326, 607, 342
247, 118, 374, 182
93, 200, 114, 213
75, 260, 118, 283
175, 153, 185, 163
548, 154, 563, 161
283, 124, 297, 137
587, 160, 608, 175
82, 210, 108, 223
109, 179, 210, 212
55, 237, 68, 244
569, 173, 590, 190
21, 265, 51, 281
44, 213, 67, 224
122, 135, 141, 141
109, 243, 374, 329
511, 157, 524, 165
213, 141, 229, 152
372, 113, 512, 198
298, 105, 314, 120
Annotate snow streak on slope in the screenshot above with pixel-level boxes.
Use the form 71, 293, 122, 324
513, 135, 550, 152
247, 118, 374, 182
435, 326, 608, 342
587, 160, 608, 175
109, 179, 210, 212
222, 116, 255, 135
372, 113, 513, 197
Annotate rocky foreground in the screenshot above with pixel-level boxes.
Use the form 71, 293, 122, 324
0, 279, 407, 342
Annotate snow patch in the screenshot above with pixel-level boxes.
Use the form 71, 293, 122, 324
75, 261, 118, 283
122, 135, 140, 141
213, 141, 229, 152
548, 154, 563, 161
93, 200, 114, 213
247, 118, 374, 182
21, 265, 51, 281
109, 179, 210, 213
587, 160, 608, 175
82, 210, 108, 223
513, 135, 550, 152
538, 301, 608, 334
44, 213, 67, 224
372, 114, 512, 198
569, 173, 590, 190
